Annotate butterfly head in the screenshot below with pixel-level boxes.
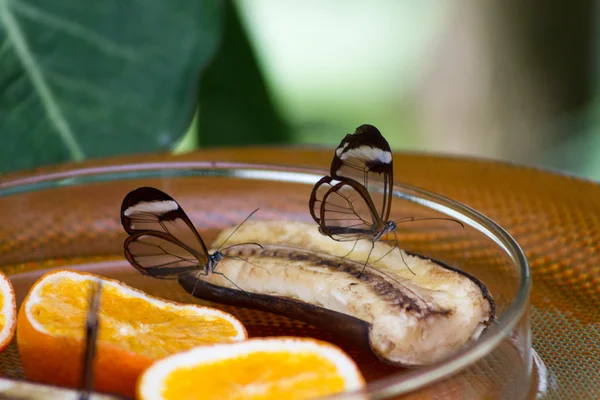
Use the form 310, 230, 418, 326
207, 251, 224, 272
211, 251, 224, 264
385, 220, 397, 232
375, 220, 397, 241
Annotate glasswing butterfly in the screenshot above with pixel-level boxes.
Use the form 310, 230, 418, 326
309, 124, 461, 276
79, 280, 102, 400
121, 187, 260, 293
310, 124, 395, 242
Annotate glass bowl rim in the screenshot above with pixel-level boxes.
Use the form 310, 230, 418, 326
0, 160, 531, 398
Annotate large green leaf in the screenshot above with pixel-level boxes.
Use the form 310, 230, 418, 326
196, 0, 290, 146
0, 0, 222, 173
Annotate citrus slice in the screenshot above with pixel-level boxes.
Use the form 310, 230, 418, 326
0, 271, 16, 354
137, 337, 365, 400
17, 269, 247, 398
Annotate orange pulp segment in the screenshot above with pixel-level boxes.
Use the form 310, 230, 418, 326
0, 271, 16, 354
138, 337, 365, 400
17, 269, 247, 398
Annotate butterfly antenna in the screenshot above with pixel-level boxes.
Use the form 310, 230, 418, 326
220, 242, 263, 253
79, 281, 103, 400
216, 208, 260, 252
366, 265, 427, 303
222, 255, 271, 274
394, 216, 465, 228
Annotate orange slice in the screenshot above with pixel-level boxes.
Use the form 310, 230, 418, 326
0, 271, 16, 354
17, 269, 247, 398
137, 337, 365, 400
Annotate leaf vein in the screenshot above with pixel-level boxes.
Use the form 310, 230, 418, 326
8, 0, 138, 61
46, 70, 131, 105
0, 0, 85, 161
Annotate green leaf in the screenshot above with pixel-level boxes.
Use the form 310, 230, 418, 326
0, 0, 222, 173
196, 0, 290, 146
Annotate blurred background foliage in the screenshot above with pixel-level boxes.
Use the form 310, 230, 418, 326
1, 0, 599, 180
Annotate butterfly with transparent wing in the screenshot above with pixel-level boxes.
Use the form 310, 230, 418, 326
78, 280, 102, 400
309, 124, 462, 277
121, 187, 261, 294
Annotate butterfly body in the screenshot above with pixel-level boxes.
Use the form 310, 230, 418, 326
375, 220, 397, 241
206, 251, 223, 274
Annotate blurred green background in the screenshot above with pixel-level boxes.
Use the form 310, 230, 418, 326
1, 0, 599, 180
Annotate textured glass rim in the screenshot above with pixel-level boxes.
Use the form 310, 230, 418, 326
0, 161, 531, 398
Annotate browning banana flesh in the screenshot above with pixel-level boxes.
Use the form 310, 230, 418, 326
179, 221, 494, 367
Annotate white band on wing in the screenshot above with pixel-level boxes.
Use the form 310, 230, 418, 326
124, 200, 179, 216
340, 146, 392, 164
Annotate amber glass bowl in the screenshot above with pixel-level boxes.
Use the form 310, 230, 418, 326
0, 161, 532, 399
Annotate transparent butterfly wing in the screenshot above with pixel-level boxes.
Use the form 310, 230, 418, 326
313, 178, 381, 242
330, 125, 394, 222
309, 176, 335, 226
124, 231, 207, 279
121, 187, 209, 256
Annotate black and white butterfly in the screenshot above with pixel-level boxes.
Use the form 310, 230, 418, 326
309, 124, 462, 276
121, 187, 260, 292
309, 125, 400, 274
310, 124, 396, 242
79, 280, 102, 400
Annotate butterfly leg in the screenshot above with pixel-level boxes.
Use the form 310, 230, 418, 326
211, 271, 250, 296
339, 239, 360, 259
357, 241, 375, 279
397, 247, 416, 275
189, 269, 209, 297
374, 237, 399, 264
391, 231, 416, 275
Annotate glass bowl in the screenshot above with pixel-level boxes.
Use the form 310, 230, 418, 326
0, 160, 532, 399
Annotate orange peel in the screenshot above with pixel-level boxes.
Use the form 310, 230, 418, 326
0, 271, 16, 354
17, 269, 247, 398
